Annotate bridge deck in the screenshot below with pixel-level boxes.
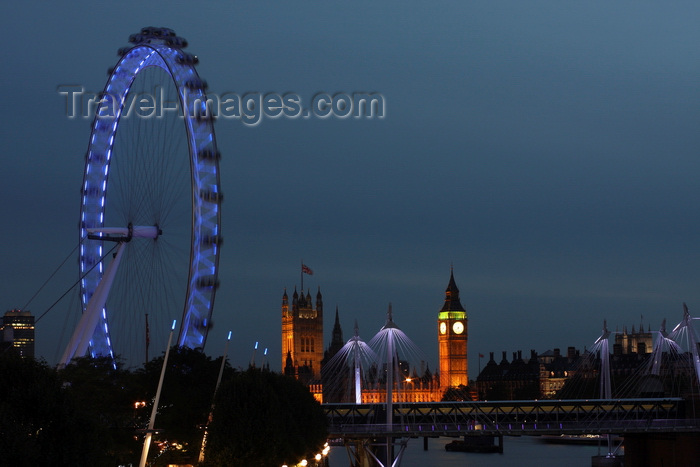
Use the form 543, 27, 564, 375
324, 398, 700, 438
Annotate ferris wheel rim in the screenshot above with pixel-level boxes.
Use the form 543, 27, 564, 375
78, 29, 221, 363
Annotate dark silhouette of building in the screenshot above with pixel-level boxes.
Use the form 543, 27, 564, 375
538, 347, 581, 397
321, 307, 348, 403
476, 350, 542, 400
325, 307, 345, 360
1, 309, 35, 358
475, 326, 697, 401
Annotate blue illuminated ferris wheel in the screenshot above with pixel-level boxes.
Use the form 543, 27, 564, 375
76, 27, 221, 365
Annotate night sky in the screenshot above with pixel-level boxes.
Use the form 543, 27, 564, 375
3, 1, 700, 374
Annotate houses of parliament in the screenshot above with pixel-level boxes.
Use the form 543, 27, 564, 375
281, 270, 469, 403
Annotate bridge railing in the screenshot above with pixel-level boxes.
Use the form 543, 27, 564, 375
324, 398, 697, 437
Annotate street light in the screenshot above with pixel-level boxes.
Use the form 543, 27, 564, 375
323, 445, 331, 466
404, 377, 415, 402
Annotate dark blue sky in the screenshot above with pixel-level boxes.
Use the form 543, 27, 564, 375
3, 1, 700, 373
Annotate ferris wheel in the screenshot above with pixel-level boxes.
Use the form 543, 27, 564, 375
62, 27, 222, 366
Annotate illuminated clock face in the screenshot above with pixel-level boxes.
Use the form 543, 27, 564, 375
439, 322, 447, 334
453, 321, 464, 334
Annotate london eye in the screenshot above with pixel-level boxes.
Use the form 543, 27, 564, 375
63, 27, 222, 367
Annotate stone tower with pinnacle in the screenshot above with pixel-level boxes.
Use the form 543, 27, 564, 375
437, 268, 468, 388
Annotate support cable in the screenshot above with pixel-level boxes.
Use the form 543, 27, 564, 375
21, 241, 81, 311
35, 242, 119, 324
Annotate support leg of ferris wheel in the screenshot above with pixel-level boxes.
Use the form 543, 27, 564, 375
59, 241, 126, 367
59, 226, 161, 367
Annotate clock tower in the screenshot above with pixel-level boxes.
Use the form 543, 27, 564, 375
437, 268, 468, 388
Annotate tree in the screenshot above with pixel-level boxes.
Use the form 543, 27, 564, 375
133, 346, 228, 465
58, 355, 141, 464
442, 384, 476, 401
203, 368, 328, 467
0, 351, 109, 466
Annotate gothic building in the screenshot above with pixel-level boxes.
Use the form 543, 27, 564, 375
281, 287, 324, 385
476, 348, 583, 400
321, 308, 347, 403
281, 268, 470, 403
437, 269, 469, 388
614, 323, 652, 355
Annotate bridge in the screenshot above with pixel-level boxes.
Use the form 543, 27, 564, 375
319, 306, 700, 466
325, 398, 700, 466
324, 398, 700, 438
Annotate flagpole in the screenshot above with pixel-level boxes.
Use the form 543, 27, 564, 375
300, 262, 313, 291
145, 313, 149, 366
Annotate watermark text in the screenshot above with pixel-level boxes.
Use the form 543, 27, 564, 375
58, 85, 385, 126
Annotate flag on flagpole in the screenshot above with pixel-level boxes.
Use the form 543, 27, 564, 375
479, 354, 484, 358
302, 264, 313, 275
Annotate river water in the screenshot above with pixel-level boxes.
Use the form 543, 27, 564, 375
328, 436, 613, 467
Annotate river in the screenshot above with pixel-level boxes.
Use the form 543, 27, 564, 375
327, 436, 615, 467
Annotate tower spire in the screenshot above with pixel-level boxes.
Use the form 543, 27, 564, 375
330, 306, 343, 348
441, 267, 466, 312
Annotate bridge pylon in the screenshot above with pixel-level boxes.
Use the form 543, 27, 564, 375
342, 437, 408, 467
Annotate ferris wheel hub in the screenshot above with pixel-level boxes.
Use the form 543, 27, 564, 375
86, 225, 161, 242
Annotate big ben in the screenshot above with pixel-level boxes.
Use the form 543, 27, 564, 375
437, 269, 468, 388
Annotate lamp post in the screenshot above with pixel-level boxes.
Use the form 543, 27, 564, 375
198, 331, 232, 463
139, 319, 176, 467
323, 443, 330, 466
